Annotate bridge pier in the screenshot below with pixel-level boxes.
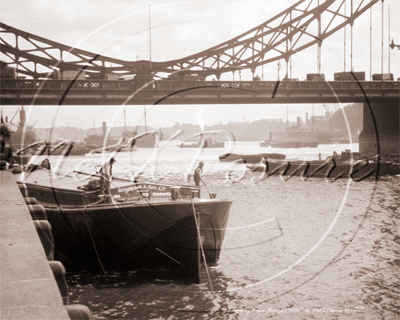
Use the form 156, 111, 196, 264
359, 98, 400, 156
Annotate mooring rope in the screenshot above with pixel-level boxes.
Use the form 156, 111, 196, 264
82, 199, 107, 276
190, 198, 220, 312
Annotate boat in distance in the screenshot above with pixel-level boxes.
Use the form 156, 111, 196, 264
219, 152, 286, 163
259, 140, 319, 148
16, 168, 232, 283
178, 129, 234, 149
179, 139, 225, 148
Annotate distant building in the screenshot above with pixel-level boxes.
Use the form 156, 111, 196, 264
225, 121, 251, 141
161, 119, 286, 142
161, 122, 200, 141
176, 119, 286, 141
331, 103, 363, 142
248, 119, 286, 141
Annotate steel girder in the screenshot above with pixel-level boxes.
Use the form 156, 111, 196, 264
0, 0, 379, 80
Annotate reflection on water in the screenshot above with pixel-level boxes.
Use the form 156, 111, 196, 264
68, 268, 238, 320
42, 143, 399, 319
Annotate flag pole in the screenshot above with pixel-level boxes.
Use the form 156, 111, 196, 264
149, 4, 152, 69
388, 3, 390, 74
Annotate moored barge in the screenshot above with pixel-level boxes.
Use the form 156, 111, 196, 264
15, 168, 232, 283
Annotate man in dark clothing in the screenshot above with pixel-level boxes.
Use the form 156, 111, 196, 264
2, 146, 15, 170
100, 157, 116, 196
194, 161, 205, 187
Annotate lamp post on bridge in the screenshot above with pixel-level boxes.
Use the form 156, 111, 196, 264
381, 0, 384, 75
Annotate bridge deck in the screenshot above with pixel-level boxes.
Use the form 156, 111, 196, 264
1, 79, 399, 105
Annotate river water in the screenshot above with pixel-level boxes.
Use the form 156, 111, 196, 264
45, 142, 399, 320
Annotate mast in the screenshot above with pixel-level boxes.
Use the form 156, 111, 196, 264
124, 108, 127, 132
312, 104, 315, 132
286, 105, 289, 129
144, 106, 147, 131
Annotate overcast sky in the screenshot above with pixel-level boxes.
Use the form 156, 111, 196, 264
1, 0, 399, 130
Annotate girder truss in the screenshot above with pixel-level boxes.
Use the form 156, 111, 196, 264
0, 0, 379, 79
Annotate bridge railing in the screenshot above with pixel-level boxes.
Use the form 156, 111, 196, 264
0, 79, 399, 92
0, 79, 136, 90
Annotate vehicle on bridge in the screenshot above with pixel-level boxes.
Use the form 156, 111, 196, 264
334, 71, 366, 81
307, 73, 325, 81
372, 73, 394, 81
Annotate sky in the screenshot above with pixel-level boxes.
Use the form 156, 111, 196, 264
1, 0, 399, 130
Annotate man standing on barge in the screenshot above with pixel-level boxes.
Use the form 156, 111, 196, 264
100, 157, 116, 197
193, 161, 206, 197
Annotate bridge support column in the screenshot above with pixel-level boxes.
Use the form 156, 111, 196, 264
359, 98, 400, 156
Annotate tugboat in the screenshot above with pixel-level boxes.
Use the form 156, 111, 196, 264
260, 112, 321, 148
84, 121, 120, 151
260, 128, 319, 148
179, 131, 227, 148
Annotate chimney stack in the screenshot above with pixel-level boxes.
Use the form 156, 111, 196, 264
102, 122, 107, 138
20, 106, 26, 129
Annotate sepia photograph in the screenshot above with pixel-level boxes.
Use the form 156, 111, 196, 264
0, 0, 399, 319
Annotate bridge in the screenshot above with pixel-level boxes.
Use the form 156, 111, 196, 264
0, 78, 398, 105
0, 0, 399, 156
